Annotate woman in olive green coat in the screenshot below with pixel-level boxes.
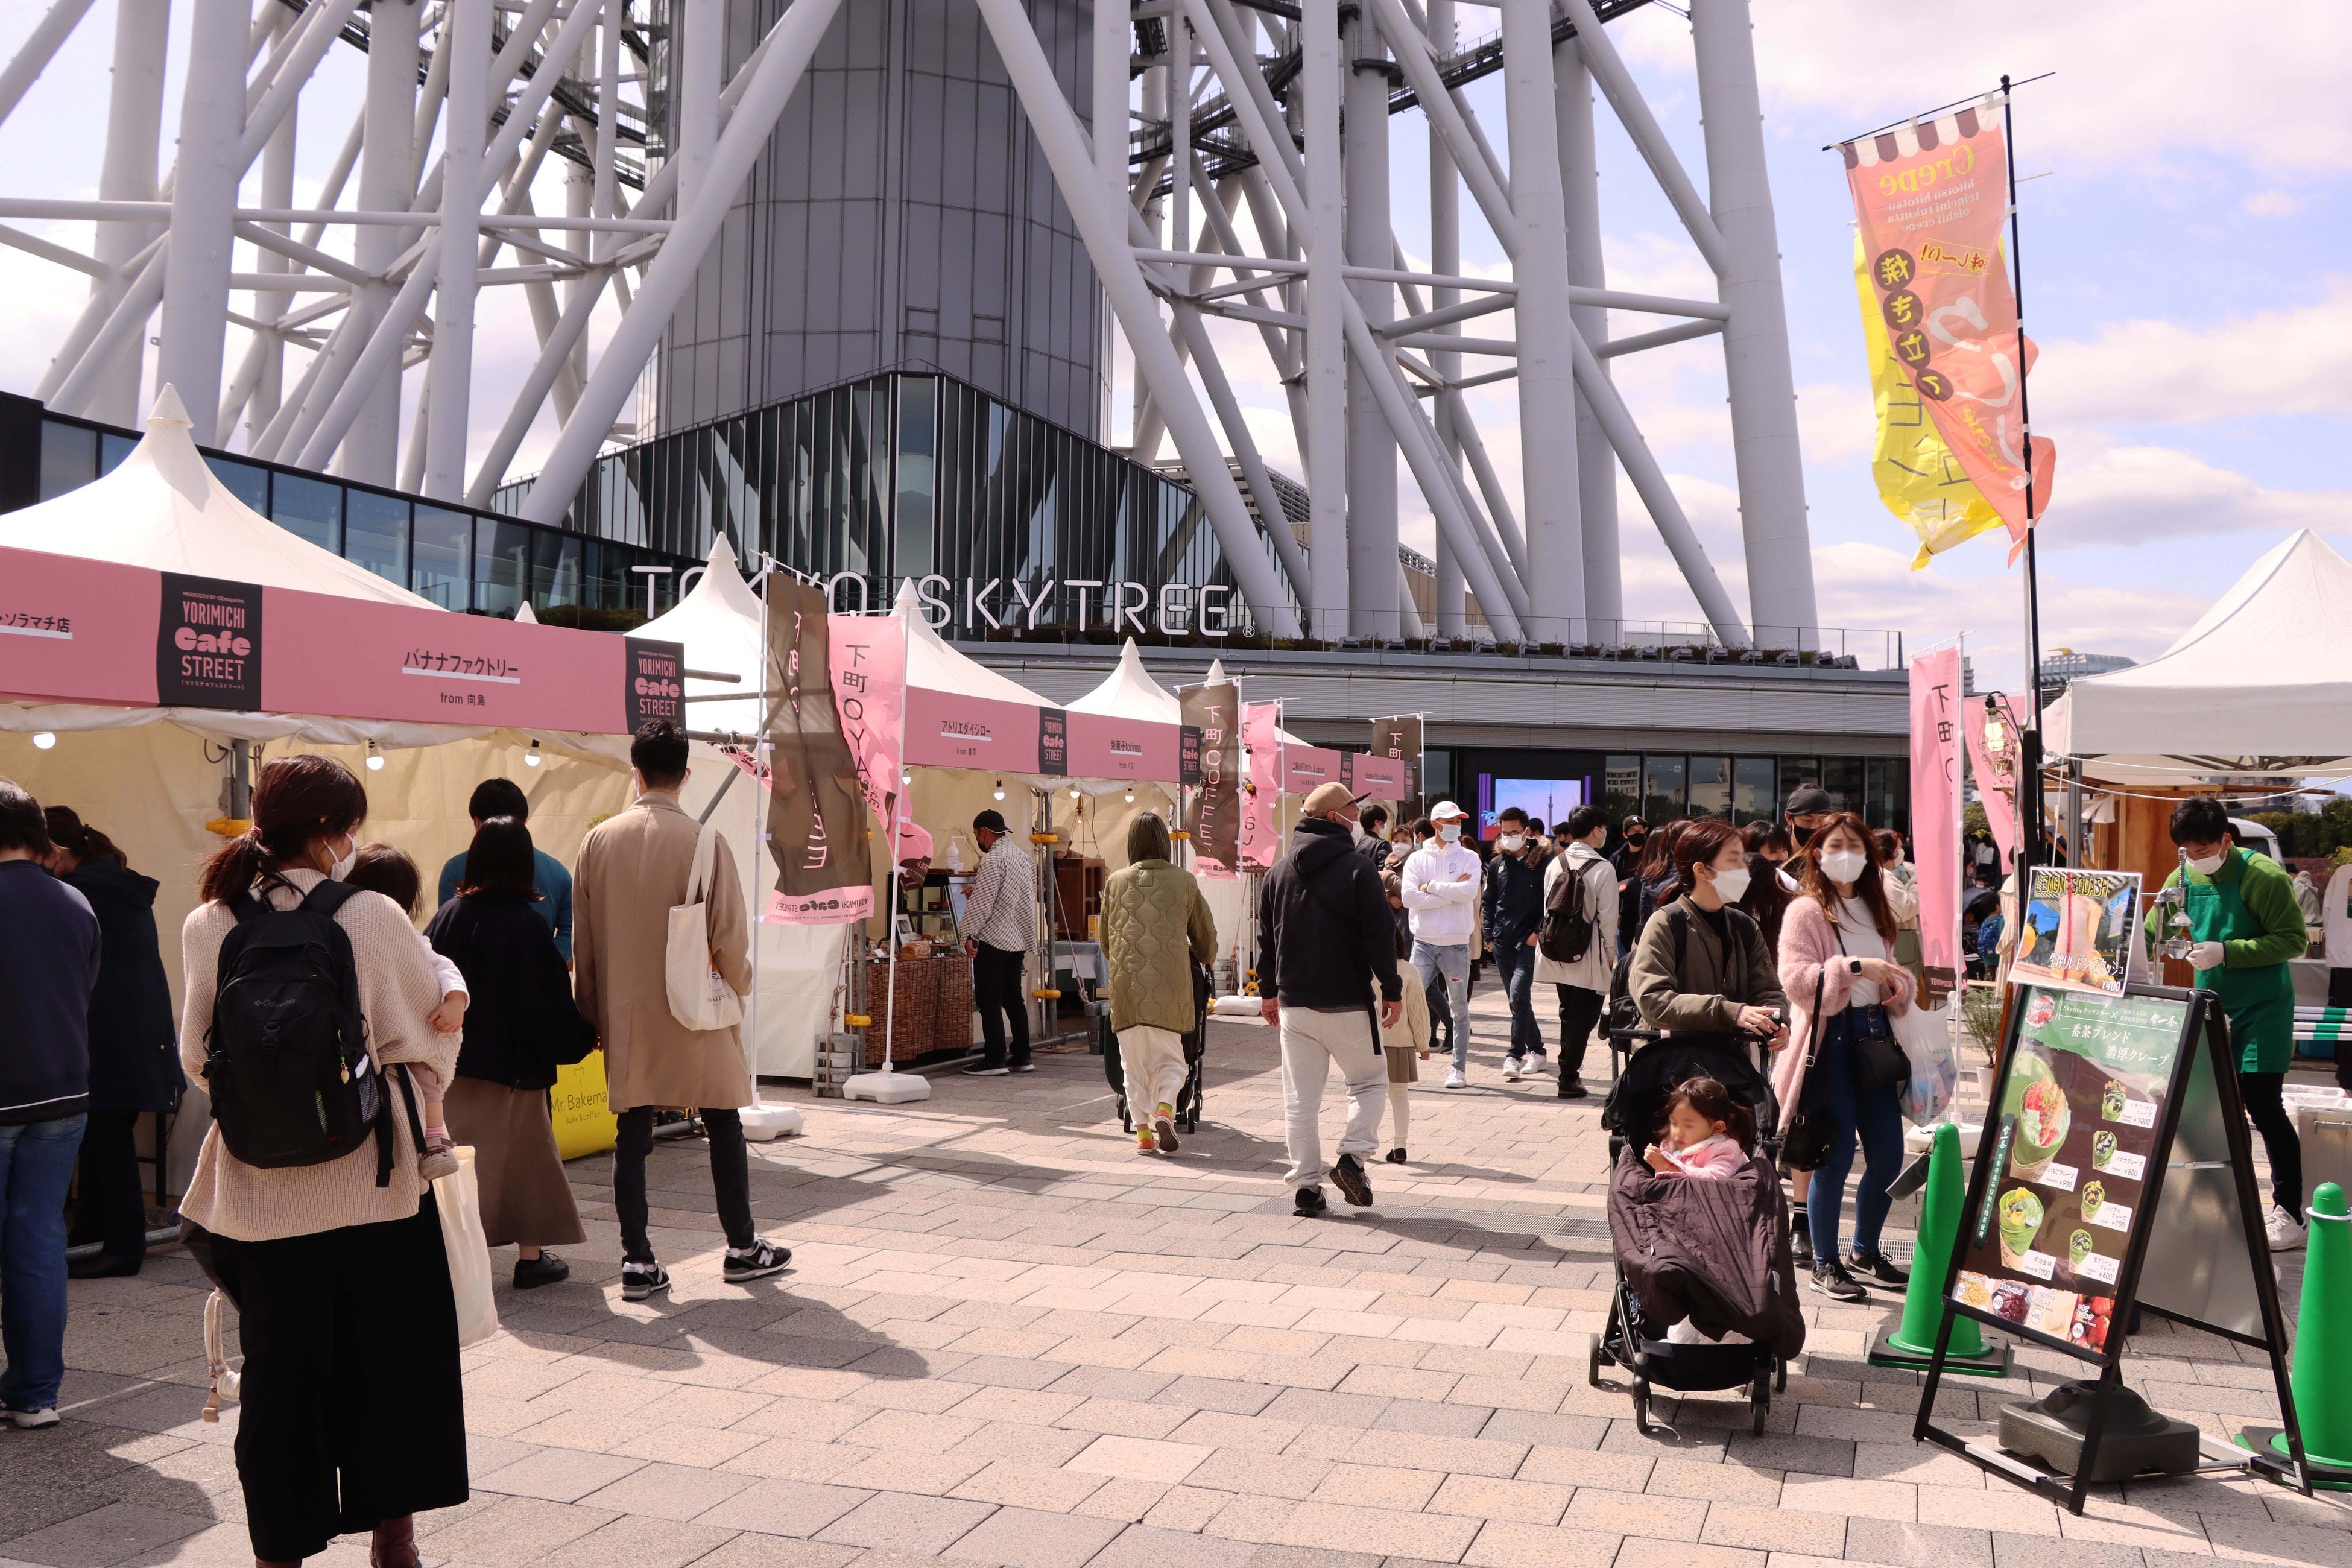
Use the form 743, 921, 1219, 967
1101, 813, 1218, 1154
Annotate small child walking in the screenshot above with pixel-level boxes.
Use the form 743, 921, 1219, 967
343, 843, 469, 1181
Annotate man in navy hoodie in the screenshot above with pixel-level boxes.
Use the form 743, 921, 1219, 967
0, 779, 100, 1428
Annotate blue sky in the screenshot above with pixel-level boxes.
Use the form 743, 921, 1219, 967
2, 0, 2344, 692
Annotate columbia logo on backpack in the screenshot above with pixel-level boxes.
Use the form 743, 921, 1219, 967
204, 877, 403, 1186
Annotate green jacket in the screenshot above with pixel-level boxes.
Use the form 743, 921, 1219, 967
1630, 897, 1788, 1035
2145, 847, 2306, 1072
1101, 858, 1218, 1034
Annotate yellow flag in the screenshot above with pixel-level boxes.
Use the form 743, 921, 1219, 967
1854, 235, 2005, 568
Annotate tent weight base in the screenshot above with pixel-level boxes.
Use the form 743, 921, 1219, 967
738, 1104, 805, 1140
844, 1069, 931, 1104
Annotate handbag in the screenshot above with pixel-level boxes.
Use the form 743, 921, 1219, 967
1779, 971, 1833, 1172
434, 1147, 500, 1348
666, 820, 745, 1031
1829, 922, 1911, 1092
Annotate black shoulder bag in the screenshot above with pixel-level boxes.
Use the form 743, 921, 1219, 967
1778, 969, 1832, 1172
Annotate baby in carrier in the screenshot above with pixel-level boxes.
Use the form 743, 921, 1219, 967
1643, 1077, 1757, 1344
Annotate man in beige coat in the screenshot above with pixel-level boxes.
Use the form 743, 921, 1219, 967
575, 720, 787, 1301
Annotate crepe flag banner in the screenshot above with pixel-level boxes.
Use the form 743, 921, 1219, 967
1841, 98, 2055, 559
1183, 681, 1242, 879
1909, 647, 1964, 997
760, 578, 875, 925
1241, 702, 1285, 871
1854, 236, 2006, 567
1371, 715, 1421, 808
1964, 693, 2026, 864
829, 613, 908, 842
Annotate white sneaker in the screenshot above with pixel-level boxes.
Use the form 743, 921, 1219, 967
4, 1407, 58, 1430
1444, 1067, 1467, 1089
1502, 1058, 1523, 1082
2266, 1204, 2307, 1251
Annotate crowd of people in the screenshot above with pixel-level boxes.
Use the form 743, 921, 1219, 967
0, 719, 790, 1566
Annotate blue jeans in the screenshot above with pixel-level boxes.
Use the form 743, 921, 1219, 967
1804, 1017, 1904, 1263
1412, 941, 1472, 1070
0, 1114, 87, 1413
1493, 943, 1546, 1063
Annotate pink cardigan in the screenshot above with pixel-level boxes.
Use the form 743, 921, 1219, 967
1772, 894, 1917, 1111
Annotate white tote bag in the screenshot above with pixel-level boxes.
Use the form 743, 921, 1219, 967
666, 820, 746, 1031
435, 1147, 500, 1348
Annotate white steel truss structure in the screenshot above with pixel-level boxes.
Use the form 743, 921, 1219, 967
5, 0, 1817, 650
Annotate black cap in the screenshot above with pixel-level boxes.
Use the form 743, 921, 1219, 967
1785, 784, 1833, 817
972, 809, 1010, 834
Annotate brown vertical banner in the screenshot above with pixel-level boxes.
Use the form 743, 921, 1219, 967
1371, 715, 1422, 814
760, 580, 876, 923
1183, 681, 1241, 877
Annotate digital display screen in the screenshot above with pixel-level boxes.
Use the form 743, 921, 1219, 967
1480, 776, 1584, 836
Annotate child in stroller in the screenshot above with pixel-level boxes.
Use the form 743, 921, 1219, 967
1591, 1039, 1804, 1434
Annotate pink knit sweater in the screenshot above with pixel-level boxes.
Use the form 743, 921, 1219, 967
1772, 894, 1917, 1111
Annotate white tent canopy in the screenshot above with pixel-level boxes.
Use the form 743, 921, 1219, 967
0, 385, 436, 607
1068, 638, 1181, 723
2047, 530, 2352, 776
891, 581, 1055, 707
636, 534, 770, 733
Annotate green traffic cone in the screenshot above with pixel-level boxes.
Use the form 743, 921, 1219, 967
2263, 1182, 2352, 1482
1870, 1120, 2011, 1375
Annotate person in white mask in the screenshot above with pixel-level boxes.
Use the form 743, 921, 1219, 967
1628, 820, 1788, 1061
1402, 801, 1482, 1087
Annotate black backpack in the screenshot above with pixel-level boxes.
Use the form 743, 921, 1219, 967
205, 878, 397, 1186
1538, 856, 1597, 963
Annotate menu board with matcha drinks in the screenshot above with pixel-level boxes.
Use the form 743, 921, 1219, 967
1949, 985, 2193, 1360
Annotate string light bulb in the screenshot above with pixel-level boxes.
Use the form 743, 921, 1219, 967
1070, 786, 1081, 800
524, 739, 542, 767
365, 741, 385, 771
1124, 787, 1135, 803
993, 780, 1005, 801
31, 731, 56, 750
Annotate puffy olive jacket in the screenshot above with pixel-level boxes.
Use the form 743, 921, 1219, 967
1102, 858, 1218, 1034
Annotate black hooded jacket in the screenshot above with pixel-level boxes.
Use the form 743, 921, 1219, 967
1258, 817, 1403, 1010
66, 860, 181, 1114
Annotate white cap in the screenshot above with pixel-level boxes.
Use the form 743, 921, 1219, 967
1430, 800, 1468, 821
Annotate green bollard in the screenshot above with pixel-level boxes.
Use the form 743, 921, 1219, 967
1870, 1120, 2012, 1375
2254, 1182, 2352, 1486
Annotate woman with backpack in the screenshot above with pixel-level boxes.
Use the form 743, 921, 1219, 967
176, 755, 466, 1568
1626, 820, 1789, 1051
1535, 805, 1619, 1101
1773, 812, 1919, 1303
425, 816, 593, 1288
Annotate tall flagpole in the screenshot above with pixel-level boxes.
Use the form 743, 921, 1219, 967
2001, 76, 2044, 893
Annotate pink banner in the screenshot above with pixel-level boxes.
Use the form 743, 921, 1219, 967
1964, 694, 2024, 865
1347, 752, 1408, 797
1279, 744, 1344, 795
1908, 648, 1962, 997
829, 614, 906, 831
1842, 104, 2055, 555
903, 688, 1042, 772
1065, 710, 1182, 783
1241, 702, 1283, 870
0, 543, 669, 734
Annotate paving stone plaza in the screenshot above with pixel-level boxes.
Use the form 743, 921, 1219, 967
10, 987, 2344, 1568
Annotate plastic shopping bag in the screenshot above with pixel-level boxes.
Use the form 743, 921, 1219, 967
1894, 1002, 1961, 1126
435, 1147, 501, 1348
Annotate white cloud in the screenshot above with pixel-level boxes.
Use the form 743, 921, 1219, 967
2243, 190, 2303, 218
2035, 441, 2352, 549
1616, 1, 2352, 175
2032, 282, 2352, 427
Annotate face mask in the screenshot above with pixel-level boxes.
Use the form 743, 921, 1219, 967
1711, 867, 1751, 902
1625, 832, 1646, 847
1438, 823, 1462, 844
2187, 851, 2226, 876
1497, 833, 1525, 853
1820, 850, 1867, 884
327, 833, 359, 882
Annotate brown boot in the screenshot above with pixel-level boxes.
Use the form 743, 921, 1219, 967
370, 1516, 418, 1568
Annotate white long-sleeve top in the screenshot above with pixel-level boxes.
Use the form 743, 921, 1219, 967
2325, 864, 2352, 967
1400, 842, 1482, 946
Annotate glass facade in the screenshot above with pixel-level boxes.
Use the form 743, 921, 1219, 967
1487, 749, 1911, 836
26, 409, 700, 631
501, 371, 1294, 640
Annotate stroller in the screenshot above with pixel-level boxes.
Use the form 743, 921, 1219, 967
1589, 1029, 1801, 1435
1104, 963, 1211, 1136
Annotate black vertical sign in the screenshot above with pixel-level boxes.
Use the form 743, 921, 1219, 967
1038, 707, 1067, 775
1179, 725, 1203, 785
622, 637, 686, 730
156, 572, 264, 710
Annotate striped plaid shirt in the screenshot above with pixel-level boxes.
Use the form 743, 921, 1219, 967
963, 836, 1037, 953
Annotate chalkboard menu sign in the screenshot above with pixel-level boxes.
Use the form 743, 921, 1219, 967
1947, 985, 2193, 1361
